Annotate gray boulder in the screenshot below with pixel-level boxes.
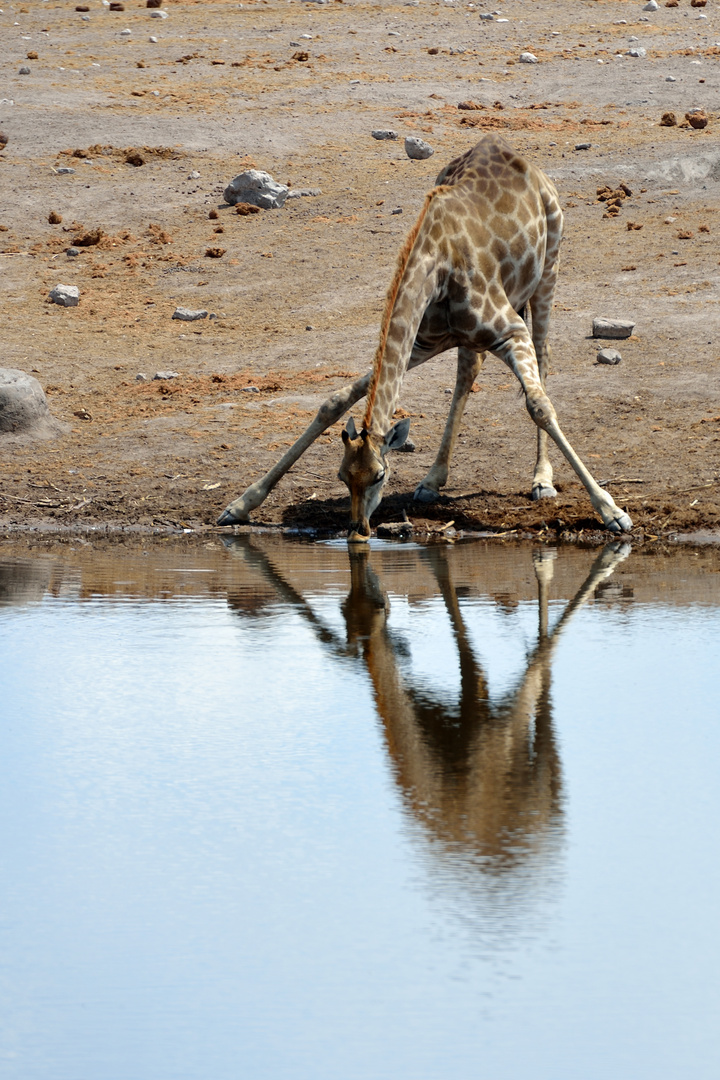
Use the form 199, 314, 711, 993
223, 169, 289, 209
0, 369, 68, 438
49, 283, 79, 307
404, 136, 434, 160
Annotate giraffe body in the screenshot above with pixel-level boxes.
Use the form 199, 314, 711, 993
219, 137, 632, 538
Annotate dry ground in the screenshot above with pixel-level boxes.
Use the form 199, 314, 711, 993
1, 0, 720, 543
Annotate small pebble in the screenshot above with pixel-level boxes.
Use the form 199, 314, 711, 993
643, 0, 658, 10
149, 35, 158, 42
627, 47, 647, 58
136, 373, 148, 382
371, 129, 398, 140
596, 348, 622, 365
575, 142, 591, 150
153, 370, 180, 380
56, 167, 75, 175
18, 66, 31, 75
391, 207, 403, 215
188, 170, 200, 179
120, 28, 131, 36
149, 9, 168, 17
666, 75, 676, 82
172, 307, 208, 321
66, 247, 80, 257
241, 385, 260, 393
519, 52, 538, 64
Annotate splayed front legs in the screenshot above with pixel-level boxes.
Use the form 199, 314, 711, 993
218, 372, 371, 525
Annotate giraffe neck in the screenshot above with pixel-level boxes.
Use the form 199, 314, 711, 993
362, 188, 447, 436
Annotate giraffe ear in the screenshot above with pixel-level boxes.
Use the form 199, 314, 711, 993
342, 416, 358, 444
382, 417, 411, 454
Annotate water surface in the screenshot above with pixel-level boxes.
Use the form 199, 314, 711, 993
0, 537, 719, 1080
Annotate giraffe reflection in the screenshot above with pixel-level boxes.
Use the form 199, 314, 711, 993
228, 539, 629, 878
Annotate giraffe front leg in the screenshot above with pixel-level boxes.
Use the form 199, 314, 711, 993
218, 372, 371, 525
495, 334, 632, 534
414, 347, 483, 503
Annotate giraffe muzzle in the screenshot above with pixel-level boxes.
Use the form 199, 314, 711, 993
347, 520, 371, 543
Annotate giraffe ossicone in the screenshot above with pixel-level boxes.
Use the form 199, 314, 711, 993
218, 136, 632, 539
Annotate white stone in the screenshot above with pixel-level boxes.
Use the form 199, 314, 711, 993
120, 29, 131, 37
404, 136, 434, 160
153, 370, 180, 380
627, 47, 647, 58
643, 0, 658, 10
48, 284, 79, 307
223, 169, 289, 209
149, 9, 168, 17
666, 75, 676, 82
0, 369, 66, 437
371, 129, 398, 140
172, 307, 208, 322
592, 317, 635, 339
519, 52, 538, 64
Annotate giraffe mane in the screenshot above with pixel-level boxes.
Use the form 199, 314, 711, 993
363, 185, 449, 432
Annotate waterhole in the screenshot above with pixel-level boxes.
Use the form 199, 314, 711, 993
0, 536, 719, 1079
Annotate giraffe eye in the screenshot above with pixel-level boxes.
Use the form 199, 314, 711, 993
373, 470, 386, 486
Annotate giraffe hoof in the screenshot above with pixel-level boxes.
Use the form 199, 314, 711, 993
413, 482, 439, 504
217, 506, 247, 526
531, 483, 557, 501
605, 511, 633, 534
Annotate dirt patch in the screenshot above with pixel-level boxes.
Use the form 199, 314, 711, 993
1, 0, 719, 542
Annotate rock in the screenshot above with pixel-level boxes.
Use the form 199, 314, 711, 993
404, 136, 434, 160
223, 169, 289, 209
66, 247, 80, 257
148, 9, 168, 16
188, 170, 200, 179
0, 369, 67, 438
519, 52, 538, 64
153, 371, 180, 380
56, 167, 75, 175
172, 307, 208, 321
395, 438, 415, 453
18, 66, 31, 75
480, 12, 494, 20
627, 47, 647, 58
643, 0, 658, 10
120, 28, 131, 36
286, 187, 322, 198
665, 75, 676, 82
371, 129, 398, 140
597, 348, 622, 365
48, 284, 79, 307
592, 317, 635, 339
376, 520, 414, 538
136, 373, 148, 382
575, 142, 591, 150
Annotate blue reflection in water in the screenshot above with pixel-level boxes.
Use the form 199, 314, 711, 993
0, 541, 718, 1080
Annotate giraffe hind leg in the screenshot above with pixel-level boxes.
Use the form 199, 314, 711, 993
414, 347, 483, 503
492, 326, 632, 533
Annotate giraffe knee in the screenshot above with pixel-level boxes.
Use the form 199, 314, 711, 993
526, 393, 555, 427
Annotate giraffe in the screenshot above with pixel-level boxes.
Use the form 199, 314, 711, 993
223, 534, 630, 878
218, 136, 632, 539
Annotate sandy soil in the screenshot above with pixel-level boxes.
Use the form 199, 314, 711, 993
1, 0, 719, 543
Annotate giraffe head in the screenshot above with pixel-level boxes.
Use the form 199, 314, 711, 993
339, 416, 410, 543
